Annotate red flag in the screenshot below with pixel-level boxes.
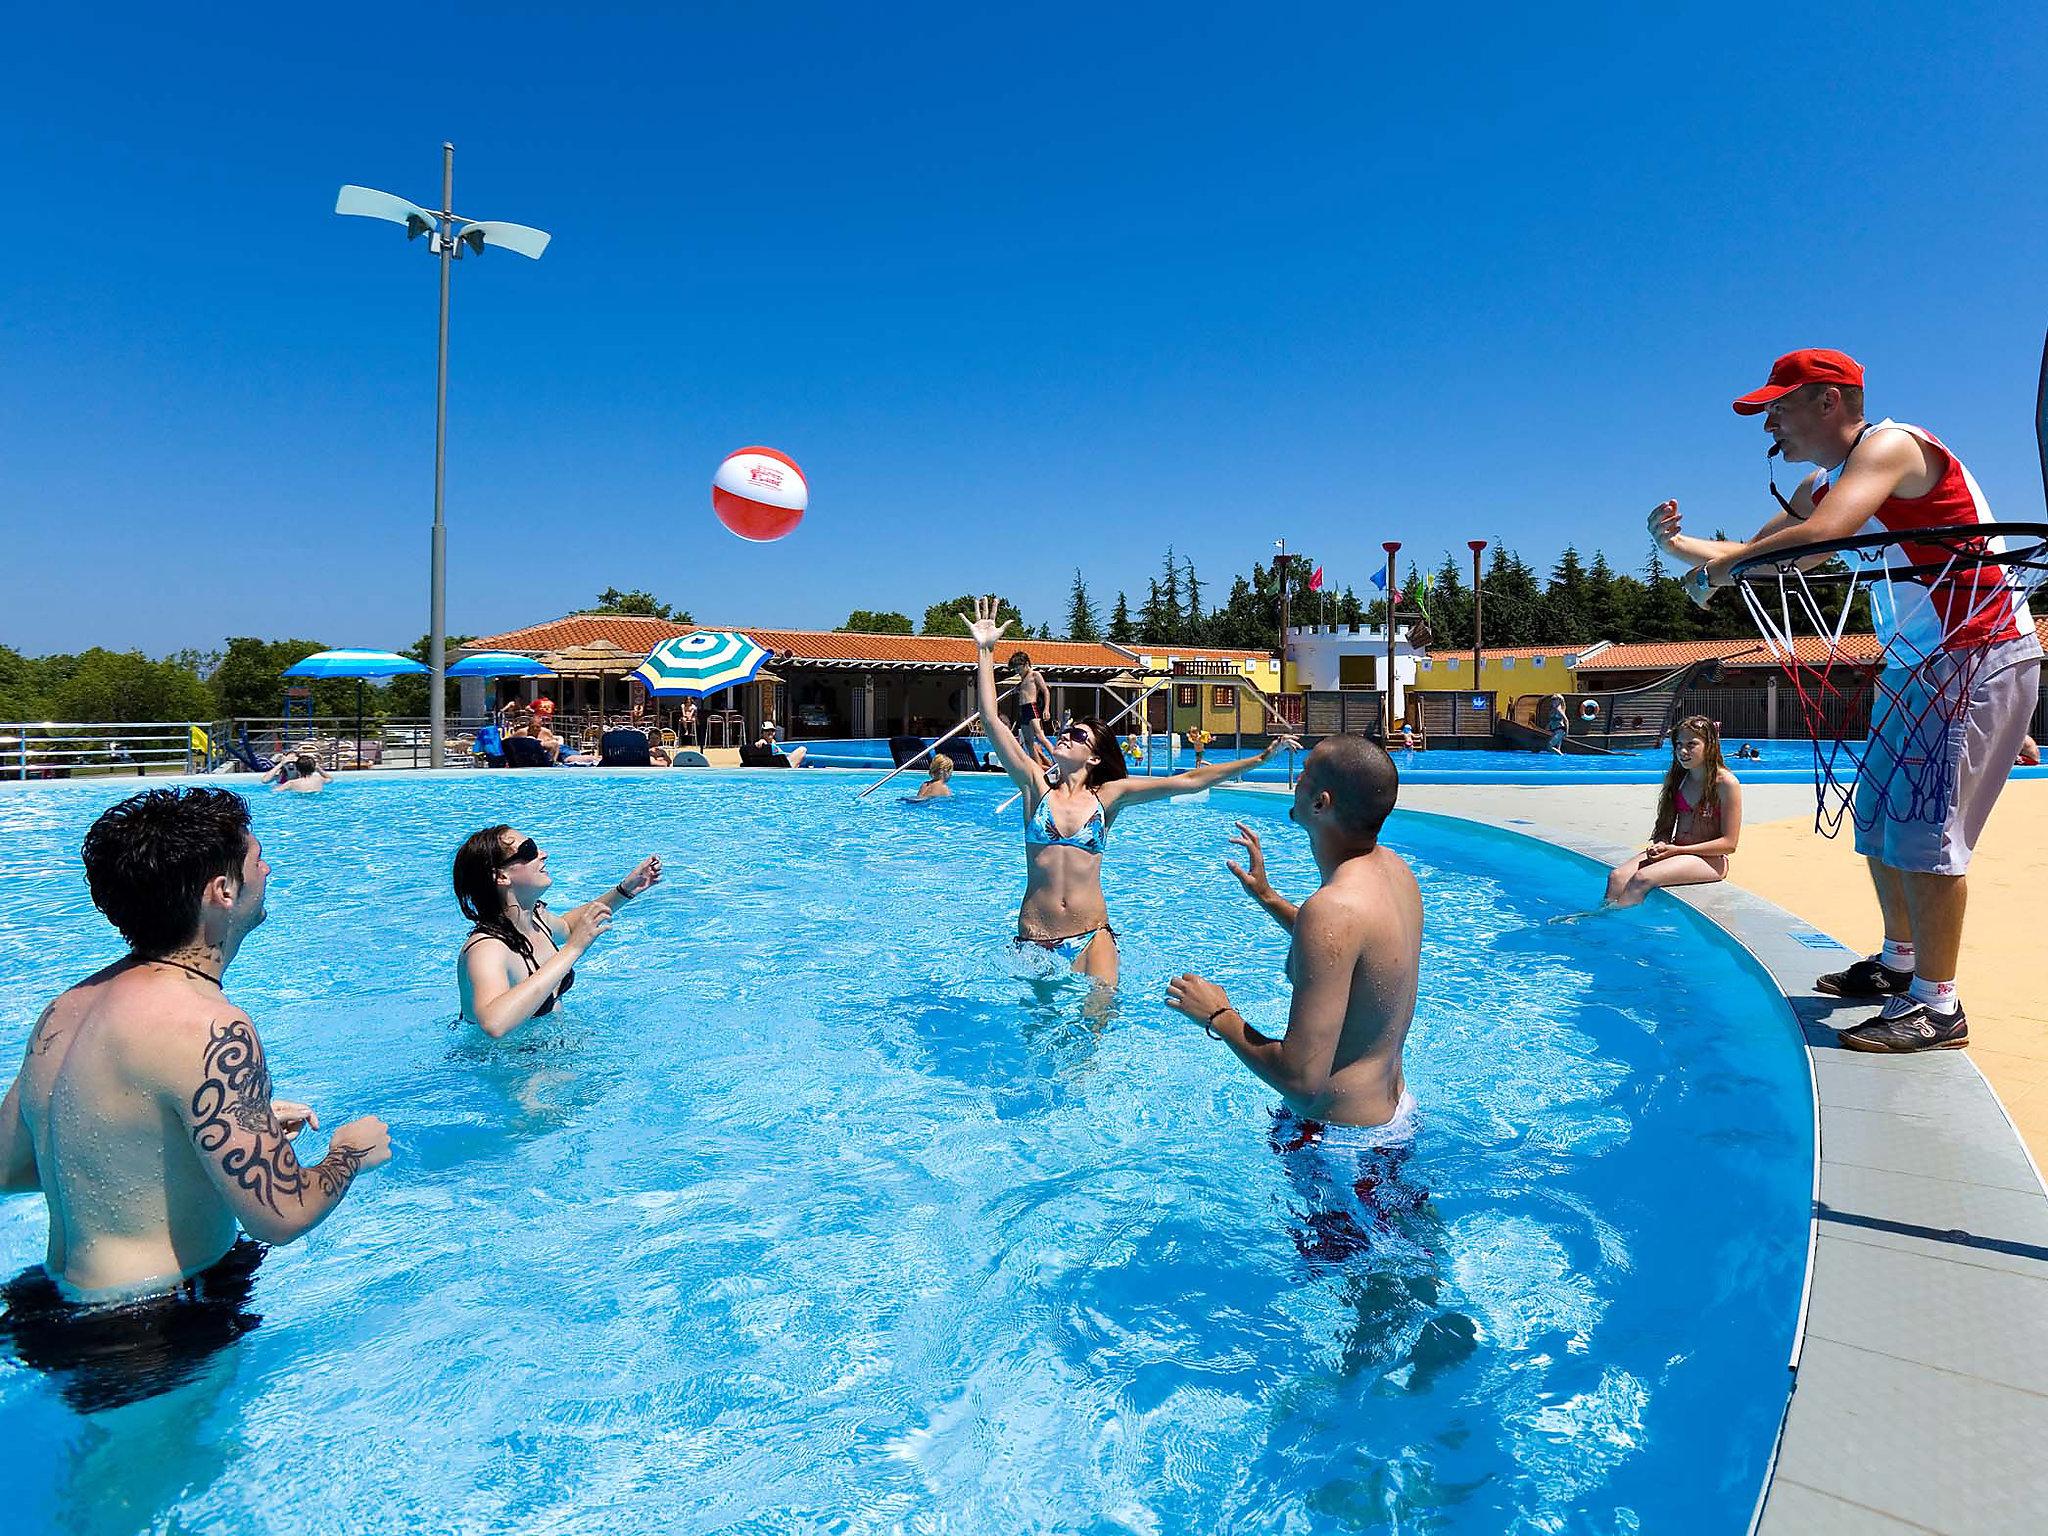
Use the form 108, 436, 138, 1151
1308, 565, 1324, 592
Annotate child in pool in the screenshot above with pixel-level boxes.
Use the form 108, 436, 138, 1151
1604, 715, 1743, 908
908, 755, 953, 801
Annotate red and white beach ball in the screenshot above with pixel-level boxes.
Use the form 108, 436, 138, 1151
712, 446, 808, 542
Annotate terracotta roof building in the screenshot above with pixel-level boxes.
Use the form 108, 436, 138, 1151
457, 615, 1282, 740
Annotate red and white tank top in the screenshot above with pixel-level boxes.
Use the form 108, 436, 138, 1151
1810, 420, 2033, 659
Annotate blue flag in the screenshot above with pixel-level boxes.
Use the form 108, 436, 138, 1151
1368, 568, 1388, 591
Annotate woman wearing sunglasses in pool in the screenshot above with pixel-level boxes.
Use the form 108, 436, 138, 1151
452, 828, 662, 1037
965, 596, 1299, 986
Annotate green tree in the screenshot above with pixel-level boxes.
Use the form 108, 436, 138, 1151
591, 587, 692, 622
1107, 592, 1135, 644
43, 649, 216, 722
921, 594, 1024, 638
1065, 570, 1101, 642
1640, 551, 1698, 640
213, 637, 355, 719
380, 634, 477, 718
839, 609, 915, 635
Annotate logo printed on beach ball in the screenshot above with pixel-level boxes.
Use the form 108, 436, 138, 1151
712, 447, 807, 542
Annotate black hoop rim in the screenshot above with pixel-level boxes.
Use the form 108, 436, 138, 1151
1728, 520, 2048, 587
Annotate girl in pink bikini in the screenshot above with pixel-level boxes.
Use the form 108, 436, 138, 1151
1605, 715, 1743, 908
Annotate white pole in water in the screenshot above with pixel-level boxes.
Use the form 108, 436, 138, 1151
335, 147, 550, 769
855, 686, 1017, 800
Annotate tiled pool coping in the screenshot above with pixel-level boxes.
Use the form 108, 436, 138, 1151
1211, 784, 2048, 1536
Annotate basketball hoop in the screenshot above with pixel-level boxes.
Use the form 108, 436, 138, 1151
1729, 521, 2048, 836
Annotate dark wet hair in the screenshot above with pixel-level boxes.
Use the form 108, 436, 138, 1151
1302, 735, 1399, 840
1072, 717, 1128, 788
453, 825, 534, 965
293, 755, 318, 776
1008, 650, 1033, 673
80, 788, 253, 957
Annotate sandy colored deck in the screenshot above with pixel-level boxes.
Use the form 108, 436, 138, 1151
1732, 779, 2048, 1166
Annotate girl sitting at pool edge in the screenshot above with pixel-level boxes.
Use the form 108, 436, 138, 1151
454, 826, 662, 1037
1604, 715, 1742, 908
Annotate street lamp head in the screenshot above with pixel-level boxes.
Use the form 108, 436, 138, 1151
336, 184, 440, 232
456, 220, 551, 260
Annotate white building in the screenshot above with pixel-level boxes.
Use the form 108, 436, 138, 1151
1284, 625, 1428, 714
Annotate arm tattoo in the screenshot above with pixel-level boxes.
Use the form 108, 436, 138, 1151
314, 1141, 370, 1198
190, 1018, 307, 1215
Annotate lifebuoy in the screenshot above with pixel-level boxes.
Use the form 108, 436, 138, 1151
1579, 698, 1601, 722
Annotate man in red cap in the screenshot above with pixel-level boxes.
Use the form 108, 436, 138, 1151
1649, 349, 2041, 1054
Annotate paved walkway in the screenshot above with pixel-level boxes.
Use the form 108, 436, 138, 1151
1400, 779, 2048, 1166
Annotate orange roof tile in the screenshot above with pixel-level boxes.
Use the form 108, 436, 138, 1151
1578, 618, 2048, 672
461, 614, 1277, 673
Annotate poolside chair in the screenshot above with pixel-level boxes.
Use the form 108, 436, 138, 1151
598, 728, 653, 767
503, 734, 559, 769
888, 735, 929, 769
737, 742, 790, 768
936, 737, 987, 772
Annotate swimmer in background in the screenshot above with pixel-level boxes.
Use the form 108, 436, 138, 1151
454, 826, 662, 1038
1603, 715, 1743, 908
966, 596, 1298, 986
1166, 735, 1421, 1136
262, 752, 331, 794
1399, 722, 1419, 752
1009, 651, 1056, 767
908, 755, 954, 801
0, 789, 390, 1306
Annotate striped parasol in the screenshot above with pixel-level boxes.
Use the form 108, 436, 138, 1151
630, 631, 771, 697
446, 652, 556, 679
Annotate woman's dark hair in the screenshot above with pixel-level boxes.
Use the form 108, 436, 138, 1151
81, 788, 252, 957
1073, 717, 1128, 788
1654, 715, 1726, 840
453, 825, 533, 964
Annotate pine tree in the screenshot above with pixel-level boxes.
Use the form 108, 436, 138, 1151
1107, 591, 1135, 644
1065, 569, 1101, 642
1159, 549, 1185, 644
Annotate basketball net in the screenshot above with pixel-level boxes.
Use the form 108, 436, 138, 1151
1732, 525, 2048, 838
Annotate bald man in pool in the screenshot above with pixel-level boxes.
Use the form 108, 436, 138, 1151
0, 789, 389, 1319
1167, 735, 1422, 1140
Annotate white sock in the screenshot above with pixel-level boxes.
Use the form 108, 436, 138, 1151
1880, 939, 1915, 974
1909, 976, 1960, 1016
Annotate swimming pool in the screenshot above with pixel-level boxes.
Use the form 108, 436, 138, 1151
0, 773, 1811, 1533
799, 734, 2048, 787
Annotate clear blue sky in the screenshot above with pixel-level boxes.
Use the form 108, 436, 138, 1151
5, 2, 2046, 655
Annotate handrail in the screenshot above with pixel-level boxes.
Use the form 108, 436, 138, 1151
856, 687, 1015, 801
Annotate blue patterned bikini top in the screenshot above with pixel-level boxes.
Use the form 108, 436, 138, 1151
1025, 792, 1109, 855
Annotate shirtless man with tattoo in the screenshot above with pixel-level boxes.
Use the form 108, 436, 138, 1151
0, 788, 389, 1304
1167, 735, 1422, 1139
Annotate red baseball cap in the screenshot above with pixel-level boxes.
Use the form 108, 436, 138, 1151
1732, 348, 1864, 414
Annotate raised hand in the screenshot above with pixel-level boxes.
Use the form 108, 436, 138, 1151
1225, 821, 1271, 897
1165, 972, 1231, 1030
325, 1115, 392, 1175
1648, 499, 1685, 556
957, 594, 1015, 653
271, 1100, 319, 1138
566, 903, 614, 952
1260, 733, 1302, 760
620, 854, 663, 897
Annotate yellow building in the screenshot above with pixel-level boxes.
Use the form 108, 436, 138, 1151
1126, 645, 1288, 739
1415, 645, 1598, 711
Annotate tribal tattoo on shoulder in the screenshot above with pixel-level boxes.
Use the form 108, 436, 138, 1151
190, 1018, 306, 1213
189, 1018, 368, 1216
28, 1003, 64, 1057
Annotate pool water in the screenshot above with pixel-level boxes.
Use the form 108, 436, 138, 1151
0, 774, 1811, 1534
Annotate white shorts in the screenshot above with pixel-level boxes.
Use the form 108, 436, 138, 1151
1853, 635, 2042, 875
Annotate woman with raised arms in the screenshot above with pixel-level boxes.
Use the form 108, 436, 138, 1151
965, 596, 1298, 986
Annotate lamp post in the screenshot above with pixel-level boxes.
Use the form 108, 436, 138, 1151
1274, 539, 1291, 699
1382, 541, 1401, 739
1469, 539, 1488, 679
335, 144, 551, 766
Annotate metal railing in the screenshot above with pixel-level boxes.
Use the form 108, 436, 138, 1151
2, 721, 212, 780
222, 716, 497, 771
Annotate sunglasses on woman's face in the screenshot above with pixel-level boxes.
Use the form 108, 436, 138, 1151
500, 837, 541, 867
1058, 726, 1095, 748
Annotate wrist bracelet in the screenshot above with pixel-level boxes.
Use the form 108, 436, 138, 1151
1205, 1004, 1232, 1040
614, 882, 631, 900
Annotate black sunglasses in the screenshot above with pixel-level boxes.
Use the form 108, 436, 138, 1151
499, 836, 541, 867
1058, 725, 1096, 747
